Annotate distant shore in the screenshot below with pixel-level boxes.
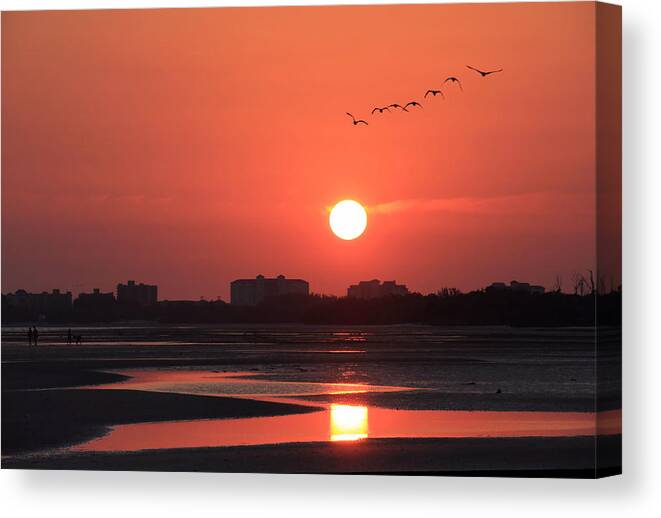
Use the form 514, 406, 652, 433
2, 289, 622, 327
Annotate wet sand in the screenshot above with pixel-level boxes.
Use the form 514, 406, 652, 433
3, 436, 622, 478
2, 386, 317, 454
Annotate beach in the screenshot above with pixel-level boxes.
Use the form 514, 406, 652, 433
1, 324, 621, 476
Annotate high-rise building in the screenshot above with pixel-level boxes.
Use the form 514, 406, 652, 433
74, 288, 116, 310
486, 281, 545, 294
117, 280, 158, 306
3, 289, 73, 313
347, 279, 409, 299
230, 274, 309, 306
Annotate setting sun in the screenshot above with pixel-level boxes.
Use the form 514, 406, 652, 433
329, 200, 367, 240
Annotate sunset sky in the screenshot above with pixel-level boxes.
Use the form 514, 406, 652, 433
2, 2, 609, 300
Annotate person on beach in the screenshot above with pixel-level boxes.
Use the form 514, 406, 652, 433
33, 327, 39, 347
67, 328, 72, 344
27, 327, 33, 346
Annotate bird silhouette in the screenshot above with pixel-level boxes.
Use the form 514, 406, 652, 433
346, 112, 368, 126
466, 65, 503, 77
387, 103, 408, 112
371, 106, 390, 115
443, 76, 463, 91
404, 101, 423, 110
424, 89, 445, 99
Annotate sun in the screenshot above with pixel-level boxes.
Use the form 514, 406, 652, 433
329, 200, 367, 240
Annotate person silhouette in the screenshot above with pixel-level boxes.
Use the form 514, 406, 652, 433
67, 328, 72, 345
27, 327, 33, 346
33, 327, 39, 347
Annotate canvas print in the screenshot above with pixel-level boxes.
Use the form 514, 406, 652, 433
1, 1, 621, 477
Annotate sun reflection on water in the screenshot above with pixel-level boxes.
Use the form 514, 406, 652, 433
330, 404, 368, 442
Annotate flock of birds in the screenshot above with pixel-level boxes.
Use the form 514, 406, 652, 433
345, 65, 503, 126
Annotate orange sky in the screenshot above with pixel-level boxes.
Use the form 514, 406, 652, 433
2, 3, 608, 300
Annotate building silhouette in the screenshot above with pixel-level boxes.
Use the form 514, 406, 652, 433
347, 279, 409, 299
117, 280, 158, 306
486, 280, 545, 294
230, 274, 309, 306
74, 288, 116, 310
3, 289, 73, 316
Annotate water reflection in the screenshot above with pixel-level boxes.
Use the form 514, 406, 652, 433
330, 405, 368, 441
65, 369, 622, 454
70, 407, 622, 454
90, 369, 411, 400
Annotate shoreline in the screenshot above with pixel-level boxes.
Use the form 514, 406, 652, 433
2, 384, 318, 455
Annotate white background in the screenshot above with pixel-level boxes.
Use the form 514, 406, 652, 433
1, 0, 659, 516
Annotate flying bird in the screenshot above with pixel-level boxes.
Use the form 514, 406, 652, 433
443, 76, 463, 91
404, 101, 423, 110
388, 103, 408, 112
424, 89, 445, 99
466, 65, 503, 77
371, 106, 390, 115
346, 112, 368, 126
